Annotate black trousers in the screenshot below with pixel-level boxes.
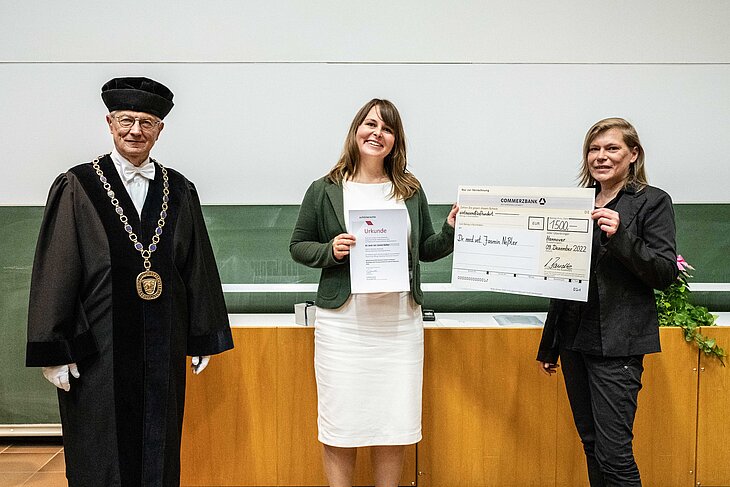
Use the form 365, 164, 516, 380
560, 349, 645, 487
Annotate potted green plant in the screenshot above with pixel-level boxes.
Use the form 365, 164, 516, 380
655, 255, 726, 365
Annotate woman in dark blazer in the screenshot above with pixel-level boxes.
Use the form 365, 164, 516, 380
537, 118, 677, 487
290, 99, 456, 487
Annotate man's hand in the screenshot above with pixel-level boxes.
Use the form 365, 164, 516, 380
191, 356, 211, 375
42, 363, 80, 391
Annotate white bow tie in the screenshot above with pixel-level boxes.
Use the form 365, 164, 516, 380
122, 162, 155, 183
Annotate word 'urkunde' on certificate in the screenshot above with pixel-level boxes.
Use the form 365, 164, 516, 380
349, 208, 410, 294
451, 186, 595, 301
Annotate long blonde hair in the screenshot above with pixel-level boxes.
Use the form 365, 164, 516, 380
578, 117, 648, 190
327, 99, 420, 200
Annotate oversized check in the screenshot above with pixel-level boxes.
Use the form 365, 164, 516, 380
451, 186, 595, 301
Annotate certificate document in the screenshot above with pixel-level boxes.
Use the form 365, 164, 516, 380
349, 208, 410, 294
451, 186, 595, 301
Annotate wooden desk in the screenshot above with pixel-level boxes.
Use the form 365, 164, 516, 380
181, 327, 415, 486
180, 325, 727, 487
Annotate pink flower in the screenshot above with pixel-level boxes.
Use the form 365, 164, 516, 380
677, 255, 695, 273
677, 255, 688, 270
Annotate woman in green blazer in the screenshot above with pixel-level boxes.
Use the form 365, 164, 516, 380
290, 99, 457, 487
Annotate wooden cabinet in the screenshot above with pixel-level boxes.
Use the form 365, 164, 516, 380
180, 326, 728, 487
695, 327, 730, 487
553, 329, 699, 487
420, 329, 556, 487
181, 328, 278, 486
421, 328, 699, 487
274, 327, 416, 486
181, 327, 415, 486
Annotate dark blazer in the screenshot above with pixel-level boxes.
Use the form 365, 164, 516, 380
290, 176, 454, 308
537, 184, 678, 363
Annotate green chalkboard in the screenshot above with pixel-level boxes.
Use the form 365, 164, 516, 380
210, 204, 730, 312
1, 203, 729, 425
0, 207, 59, 424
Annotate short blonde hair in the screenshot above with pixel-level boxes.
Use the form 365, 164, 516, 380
578, 117, 648, 190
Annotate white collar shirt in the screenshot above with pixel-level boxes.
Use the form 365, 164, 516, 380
110, 148, 155, 218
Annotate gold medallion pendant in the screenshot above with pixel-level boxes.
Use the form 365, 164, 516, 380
91, 156, 170, 302
136, 270, 162, 300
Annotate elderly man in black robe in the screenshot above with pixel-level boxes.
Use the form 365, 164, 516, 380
26, 77, 234, 487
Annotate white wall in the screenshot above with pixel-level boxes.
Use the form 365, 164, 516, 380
2, 1, 728, 204
3, 1, 728, 63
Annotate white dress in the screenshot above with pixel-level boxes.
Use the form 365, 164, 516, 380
314, 181, 423, 447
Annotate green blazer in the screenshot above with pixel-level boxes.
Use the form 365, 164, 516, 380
290, 176, 455, 309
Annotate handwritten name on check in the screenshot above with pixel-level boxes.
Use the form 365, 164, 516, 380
451, 186, 595, 301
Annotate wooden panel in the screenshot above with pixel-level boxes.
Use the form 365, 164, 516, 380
276, 327, 416, 486
276, 327, 322, 485
420, 328, 557, 487
175, 326, 708, 486
554, 387, 589, 486
633, 329, 698, 487
180, 326, 416, 487
696, 327, 730, 487
181, 328, 278, 486
555, 328, 698, 487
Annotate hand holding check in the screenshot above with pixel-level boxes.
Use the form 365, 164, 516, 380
592, 207, 620, 238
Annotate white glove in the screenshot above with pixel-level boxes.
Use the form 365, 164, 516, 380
191, 356, 210, 375
42, 363, 80, 392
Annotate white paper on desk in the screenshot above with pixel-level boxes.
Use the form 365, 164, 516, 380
349, 208, 410, 293
451, 186, 595, 301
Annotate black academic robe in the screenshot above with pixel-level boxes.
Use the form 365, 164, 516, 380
26, 154, 234, 487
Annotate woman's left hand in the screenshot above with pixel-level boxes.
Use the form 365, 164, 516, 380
539, 361, 560, 376
447, 203, 459, 228
592, 207, 620, 238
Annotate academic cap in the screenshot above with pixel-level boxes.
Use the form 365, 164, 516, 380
101, 77, 174, 119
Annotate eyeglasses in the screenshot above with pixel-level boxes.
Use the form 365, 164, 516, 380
113, 116, 162, 131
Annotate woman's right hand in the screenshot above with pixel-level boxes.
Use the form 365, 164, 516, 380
539, 361, 560, 376
447, 203, 459, 228
332, 233, 356, 261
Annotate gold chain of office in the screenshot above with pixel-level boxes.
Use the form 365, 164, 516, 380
92, 154, 169, 300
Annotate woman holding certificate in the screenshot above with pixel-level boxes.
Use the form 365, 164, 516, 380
290, 99, 457, 487
537, 118, 678, 486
